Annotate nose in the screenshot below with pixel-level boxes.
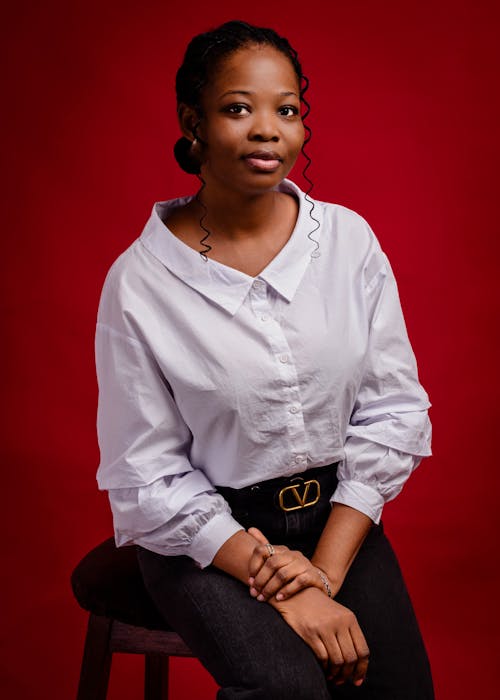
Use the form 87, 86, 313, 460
248, 110, 279, 142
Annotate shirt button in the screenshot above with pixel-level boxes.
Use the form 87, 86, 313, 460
253, 279, 265, 289
295, 454, 306, 464
260, 313, 270, 322
289, 405, 300, 414
279, 354, 289, 363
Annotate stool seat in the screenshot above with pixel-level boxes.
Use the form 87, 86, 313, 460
71, 537, 167, 631
71, 538, 194, 700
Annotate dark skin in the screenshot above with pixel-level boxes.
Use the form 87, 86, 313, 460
167, 43, 303, 277
166, 190, 298, 278
167, 44, 371, 686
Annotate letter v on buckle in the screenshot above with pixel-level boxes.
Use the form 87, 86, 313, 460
278, 479, 321, 512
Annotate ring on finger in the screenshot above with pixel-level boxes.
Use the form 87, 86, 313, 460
265, 543, 275, 558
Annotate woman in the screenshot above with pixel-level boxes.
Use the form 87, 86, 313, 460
96, 20, 434, 699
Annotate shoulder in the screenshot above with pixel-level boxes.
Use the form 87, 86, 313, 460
101, 193, 196, 296
318, 198, 377, 247
97, 200, 176, 320
99, 238, 151, 299
313, 197, 387, 285
283, 179, 380, 253
96, 239, 152, 330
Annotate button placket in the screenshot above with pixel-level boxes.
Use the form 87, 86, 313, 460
270, 339, 309, 463
250, 282, 309, 463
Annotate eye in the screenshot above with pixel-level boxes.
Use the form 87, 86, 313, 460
223, 103, 251, 115
278, 105, 300, 117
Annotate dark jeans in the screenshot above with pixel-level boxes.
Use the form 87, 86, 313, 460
137, 468, 434, 699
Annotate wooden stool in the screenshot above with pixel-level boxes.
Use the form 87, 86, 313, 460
71, 538, 194, 699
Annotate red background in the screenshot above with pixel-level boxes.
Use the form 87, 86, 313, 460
3, 1, 499, 698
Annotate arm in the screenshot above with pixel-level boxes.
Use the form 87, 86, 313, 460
96, 321, 244, 567
212, 530, 266, 582
310, 503, 372, 595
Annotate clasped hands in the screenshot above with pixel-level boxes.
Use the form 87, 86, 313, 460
247, 526, 329, 602
246, 526, 369, 687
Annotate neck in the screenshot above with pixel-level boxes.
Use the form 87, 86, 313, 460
197, 185, 281, 241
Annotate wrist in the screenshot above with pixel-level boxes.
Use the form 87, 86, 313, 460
315, 567, 333, 598
310, 559, 344, 597
212, 530, 260, 584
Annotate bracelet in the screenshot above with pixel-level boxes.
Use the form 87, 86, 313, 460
316, 568, 333, 598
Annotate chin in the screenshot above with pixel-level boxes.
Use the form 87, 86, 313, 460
240, 165, 291, 190
203, 162, 293, 197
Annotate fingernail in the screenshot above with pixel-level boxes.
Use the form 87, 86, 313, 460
249, 587, 258, 597
248, 577, 254, 585
257, 594, 265, 602
276, 593, 284, 601
354, 679, 364, 686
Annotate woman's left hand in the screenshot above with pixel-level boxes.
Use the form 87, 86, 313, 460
247, 527, 327, 601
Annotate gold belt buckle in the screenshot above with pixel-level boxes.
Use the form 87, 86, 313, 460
278, 479, 321, 512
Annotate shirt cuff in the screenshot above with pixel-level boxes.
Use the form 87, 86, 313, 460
331, 479, 385, 524
189, 511, 245, 568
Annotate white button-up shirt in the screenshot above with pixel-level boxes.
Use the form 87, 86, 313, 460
96, 179, 431, 568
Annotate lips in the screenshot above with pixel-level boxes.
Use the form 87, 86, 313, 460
243, 150, 283, 172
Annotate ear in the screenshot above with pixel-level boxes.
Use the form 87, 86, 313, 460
178, 103, 201, 142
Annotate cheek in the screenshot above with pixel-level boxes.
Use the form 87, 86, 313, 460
204, 119, 243, 154
289, 124, 305, 157
297, 123, 306, 148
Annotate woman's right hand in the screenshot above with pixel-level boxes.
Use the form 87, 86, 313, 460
247, 527, 328, 601
270, 586, 369, 686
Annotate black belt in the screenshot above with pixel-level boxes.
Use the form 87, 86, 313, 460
216, 463, 339, 513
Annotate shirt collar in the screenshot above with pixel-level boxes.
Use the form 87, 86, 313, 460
139, 179, 322, 315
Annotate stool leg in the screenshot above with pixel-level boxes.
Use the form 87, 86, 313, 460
145, 653, 169, 700
76, 614, 112, 700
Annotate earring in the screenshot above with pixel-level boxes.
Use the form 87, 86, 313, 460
191, 137, 198, 147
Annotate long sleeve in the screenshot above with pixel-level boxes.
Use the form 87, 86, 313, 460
95, 322, 243, 567
108, 477, 244, 568
331, 248, 432, 523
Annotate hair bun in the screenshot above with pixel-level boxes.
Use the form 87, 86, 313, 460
174, 137, 201, 175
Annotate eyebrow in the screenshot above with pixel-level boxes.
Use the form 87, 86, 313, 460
219, 90, 298, 98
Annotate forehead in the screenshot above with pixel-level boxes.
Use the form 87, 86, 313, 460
207, 44, 300, 97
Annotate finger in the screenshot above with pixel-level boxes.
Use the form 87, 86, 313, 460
248, 545, 269, 581
257, 565, 298, 600
247, 528, 270, 583
248, 540, 289, 580
250, 547, 290, 586
335, 630, 358, 684
350, 626, 370, 686
274, 570, 321, 600
247, 527, 269, 545
248, 544, 283, 580
320, 633, 343, 680
251, 551, 290, 595
308, 638, 330, 671
252, 546, 304, 585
